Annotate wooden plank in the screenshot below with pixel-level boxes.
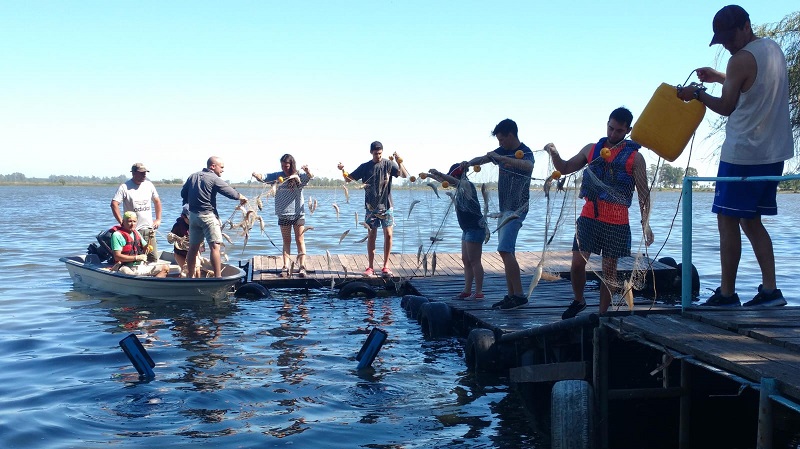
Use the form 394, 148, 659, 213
612, 314, 800, 401
510, 361, 588, 383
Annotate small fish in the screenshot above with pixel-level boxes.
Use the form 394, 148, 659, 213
429, 236, 443, 243
543, 177, 553, 199
557, 177, 566, 192
426, 181, 440, 198
241, 230, 249, 255
493, 213, 520, 234
623, 279, 634, 310
338, 229, 350, 244
526, 262, 544, 299
342, 265, 348, 278
333, 203, 340, 220
487, 212, 502, 219
257, 215, 265, 234
354, 211, 359, 227
445, 191, 455, 203
431, 251, 437, 276
300, 226, 314, 236
360, 221, 370, 230
355, 235, 369, 243
422, 253, 428, 277
481, 217, 490, 244
417, 244, 423, 265
325, 250, 331, 271
312, 198, 318, 213
256, 196, 263, 211
407, 200, 421, 218
221, 232, 234, 245
342, 184, 350, 203
481, 183, 490, 217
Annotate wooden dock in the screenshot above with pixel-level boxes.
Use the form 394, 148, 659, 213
243, 250, 800, 448
249, 250, 674, 292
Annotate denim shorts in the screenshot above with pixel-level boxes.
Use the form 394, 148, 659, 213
462, 227, 485, 244
496, 210, 525, 253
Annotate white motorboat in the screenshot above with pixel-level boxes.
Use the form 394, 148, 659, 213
60, 252, 246, 301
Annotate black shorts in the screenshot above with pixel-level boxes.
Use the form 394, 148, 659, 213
572, 216, 631, 258
278, 216, 306, 227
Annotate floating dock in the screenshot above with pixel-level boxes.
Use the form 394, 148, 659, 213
245, 251, 800, 448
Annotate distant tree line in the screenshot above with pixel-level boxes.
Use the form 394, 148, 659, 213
649, 164, 699, 189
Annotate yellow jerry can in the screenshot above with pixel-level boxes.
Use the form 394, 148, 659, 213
631, 83, 706, 162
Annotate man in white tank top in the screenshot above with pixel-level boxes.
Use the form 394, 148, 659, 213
677, 5, 793, 307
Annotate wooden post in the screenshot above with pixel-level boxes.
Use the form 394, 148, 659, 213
757, 377, 775, 449
593, 324, 609, 449
679, 359, 690, 449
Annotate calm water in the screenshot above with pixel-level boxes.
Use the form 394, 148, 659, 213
1, 184, 799, 449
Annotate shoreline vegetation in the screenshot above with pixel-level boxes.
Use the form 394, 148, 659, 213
0, 179, 726, 192
6, 170, 797, 192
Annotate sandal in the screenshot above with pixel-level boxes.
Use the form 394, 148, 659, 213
298, 267, 307, 278
363, 267, 374, 276
454, 291, 471, 300
381, 267, 393, 277
280, 267, 289, 278
471, 293, 485, 300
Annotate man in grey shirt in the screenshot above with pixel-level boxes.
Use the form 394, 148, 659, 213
181, 156, 247, 278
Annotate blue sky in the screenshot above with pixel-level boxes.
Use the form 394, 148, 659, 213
1, 1, 796, 183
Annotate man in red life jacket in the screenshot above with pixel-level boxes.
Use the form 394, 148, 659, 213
546, 107, 654, 319
111, 211, 169, 277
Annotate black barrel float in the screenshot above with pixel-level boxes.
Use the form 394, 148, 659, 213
234, 282, 271, 299
419, 302, 451, 338
337, 281, 377, 299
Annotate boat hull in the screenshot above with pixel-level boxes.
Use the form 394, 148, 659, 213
60, 253, 246, 301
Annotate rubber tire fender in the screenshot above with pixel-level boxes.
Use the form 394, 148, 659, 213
234, 282, 270, 299
674, 262, 700, 297
337, 281, 377, 299
407, 296, 429, 320
465, 328, 495, 372
401, 294, 427, 311
419, 302, 451, 338
551, 380, 595, 449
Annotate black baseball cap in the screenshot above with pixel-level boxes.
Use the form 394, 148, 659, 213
710, 5, 749, 46
370, 141, 383, 152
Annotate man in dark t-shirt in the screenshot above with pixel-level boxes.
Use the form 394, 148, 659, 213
338, 141, 409, 277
